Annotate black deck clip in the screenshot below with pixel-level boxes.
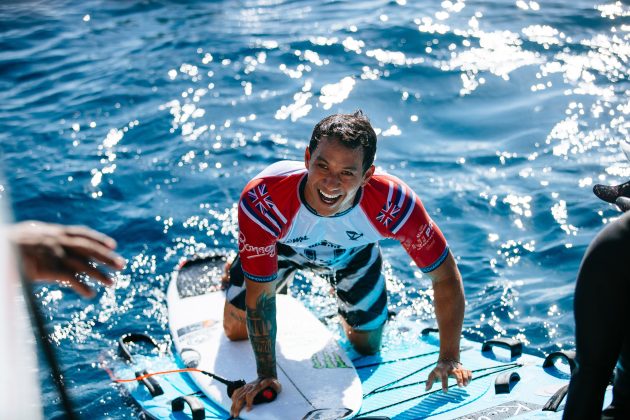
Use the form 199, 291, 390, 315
481, 338, 523, 359
542, 383, 569, 412
494, 371, 520, 394
135, 369, 164, 397
118, 333, 160, 363
172, 395, 205, 420
543, 350, 576, 374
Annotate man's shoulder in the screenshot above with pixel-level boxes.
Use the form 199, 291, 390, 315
238, 161, 303, 237
365, 169, 415, 197
361, 169, 421, 235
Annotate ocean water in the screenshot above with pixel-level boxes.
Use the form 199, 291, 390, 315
0, 0, 628, 417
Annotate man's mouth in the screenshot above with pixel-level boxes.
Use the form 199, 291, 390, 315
318, 189, 342, 205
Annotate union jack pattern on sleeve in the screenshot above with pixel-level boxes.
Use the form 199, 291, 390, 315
376, 201, 400, 227
376, 180, 416, 234
240, 183, 287, 238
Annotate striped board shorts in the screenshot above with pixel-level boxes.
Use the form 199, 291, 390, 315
226, 242, 388, 331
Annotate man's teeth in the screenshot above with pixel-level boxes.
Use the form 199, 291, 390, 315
320, 191, 341, 199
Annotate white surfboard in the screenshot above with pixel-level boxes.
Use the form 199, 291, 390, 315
166, 256, 362, 420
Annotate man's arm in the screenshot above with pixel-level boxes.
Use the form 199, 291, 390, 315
246, 279, 278, 378
230, 279, 282, 417
424, 251, 472, 391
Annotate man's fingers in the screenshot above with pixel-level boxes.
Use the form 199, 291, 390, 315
245, 386, 258, 412
54, 271, 96, 298
441, 374, 449, 392
221, 261, 232, 290
464, 369, 473, 386
425, 371, 435, 391
65, 255, 115, 287
269, 378, 282, 393
63, 237, 125, 269
64, 225, 118, 249
230, 388, 245, 417
230, 400, 242, 418
454, 370, 464, 387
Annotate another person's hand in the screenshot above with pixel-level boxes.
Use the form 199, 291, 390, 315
7, 221, 125, 298
425, 359, 472, 392
230, 376, 281, 418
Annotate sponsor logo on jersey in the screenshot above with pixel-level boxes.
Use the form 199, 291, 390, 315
308, 240, 342, 249
302, 240, 344, 262
238, 232, 276, 259
414, 222, 434, 249
345, 230, 364, 240
285, 235, 309, 244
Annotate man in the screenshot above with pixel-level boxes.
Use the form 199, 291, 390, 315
223, 111, 471, 417
563, 208, 629, 419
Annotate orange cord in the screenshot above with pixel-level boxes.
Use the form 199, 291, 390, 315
113, 367, 204, 383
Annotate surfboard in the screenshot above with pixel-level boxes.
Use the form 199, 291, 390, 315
166, 255, 362, 420
108, 254, 613, 420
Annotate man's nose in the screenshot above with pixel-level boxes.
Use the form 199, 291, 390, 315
323, 173, 341, 189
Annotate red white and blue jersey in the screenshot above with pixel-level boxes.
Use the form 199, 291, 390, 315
238, 161, 449, 282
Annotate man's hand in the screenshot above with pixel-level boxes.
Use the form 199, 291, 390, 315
425, 359, 472, 392
230, 376, 282, 418
221, 260, 232, 290
7, 221, 125, 298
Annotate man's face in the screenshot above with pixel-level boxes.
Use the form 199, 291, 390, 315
303, 136, 375, 217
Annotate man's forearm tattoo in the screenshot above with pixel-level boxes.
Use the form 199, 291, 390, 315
246, 292, 277, 378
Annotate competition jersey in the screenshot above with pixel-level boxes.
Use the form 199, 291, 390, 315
238, 161, 449, 282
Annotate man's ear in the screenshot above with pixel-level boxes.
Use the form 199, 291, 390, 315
362, 165, 375, 186
304, 147, 311, 169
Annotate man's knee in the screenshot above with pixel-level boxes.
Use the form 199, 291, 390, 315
223, 302, 248, 341
342, 319, 384, 355
349, 336, 381, 355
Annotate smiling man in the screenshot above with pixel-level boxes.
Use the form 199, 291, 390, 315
223, 111, 471, 416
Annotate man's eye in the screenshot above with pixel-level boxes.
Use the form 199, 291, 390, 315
342, 171, 354, 176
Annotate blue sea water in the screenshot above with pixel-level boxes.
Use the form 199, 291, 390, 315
0, 0, 628, 417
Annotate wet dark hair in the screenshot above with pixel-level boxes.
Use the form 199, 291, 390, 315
309, 110, 377, 173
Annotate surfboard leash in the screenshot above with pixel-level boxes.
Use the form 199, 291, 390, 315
112, 367, 277, 404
